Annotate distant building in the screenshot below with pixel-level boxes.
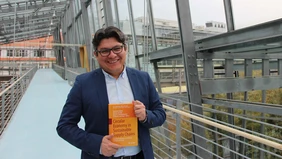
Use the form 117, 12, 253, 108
0, 37, 55, 69
118, 17, 227, 81
120, 17, 226, 41
205, 21, 227, 33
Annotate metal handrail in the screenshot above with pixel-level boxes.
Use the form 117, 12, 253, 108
0, 65, 38, 135
164, 105, 282, 150
52, 65, 282, 158
0, 65, 37, 97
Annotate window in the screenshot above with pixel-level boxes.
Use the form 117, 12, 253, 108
7, 50, 13, 56
16, 50, 20, 56
206, 23, 213, 27
34, 50, 45, 57
34, 50, 38, 57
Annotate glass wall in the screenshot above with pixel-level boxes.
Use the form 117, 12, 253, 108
232, 0, 282, 29
151, 0, 180, 50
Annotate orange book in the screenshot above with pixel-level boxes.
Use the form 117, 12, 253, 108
108, 103, 138, 146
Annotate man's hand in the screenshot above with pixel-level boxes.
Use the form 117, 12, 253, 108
101, 134, 122, 157
133, 100, 147, 121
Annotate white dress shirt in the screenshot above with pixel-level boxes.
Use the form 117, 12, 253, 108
102, 67, 141, 157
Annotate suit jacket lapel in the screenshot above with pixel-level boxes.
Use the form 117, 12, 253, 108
127, 68, 139, 100
93, 69, 109, 116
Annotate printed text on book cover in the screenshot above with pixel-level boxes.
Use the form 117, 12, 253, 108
108, 103, 138, 146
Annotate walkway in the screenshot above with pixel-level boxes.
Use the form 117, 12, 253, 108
0, 69, 83, 159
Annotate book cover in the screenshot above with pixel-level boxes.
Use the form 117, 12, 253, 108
108, 103, 138, 146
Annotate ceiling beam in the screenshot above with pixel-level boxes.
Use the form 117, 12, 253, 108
1, 12, 55, 24
0, 2, 66, 17
1, 32, 50, 44
2, 19, 59, 32
4, 27, 52, 37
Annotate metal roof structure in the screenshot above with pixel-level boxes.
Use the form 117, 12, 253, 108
1, 0, 282, 158
0, 0, 69, 44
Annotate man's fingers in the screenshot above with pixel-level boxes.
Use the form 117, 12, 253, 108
101, 135, 122, 157
111, 142, 123, 149
133, 100, 145, 109
133, 100, 142, 105
103, 135, 123, 149
104, 134, 114, 140
135, 109, 144, 115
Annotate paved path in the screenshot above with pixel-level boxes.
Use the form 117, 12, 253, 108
0, 69, 83, 159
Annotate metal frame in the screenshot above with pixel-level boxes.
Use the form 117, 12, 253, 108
102, 0, 114, 27
146, 18, 282, 61
3, 0, 282, 158
200, 76, 282, 94
81, 0, 93, 71
175, 0, 209, 158
127, 0, 141, 70
0, 0, 69, 44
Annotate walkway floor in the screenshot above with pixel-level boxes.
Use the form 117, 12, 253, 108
0, 69, 83, 159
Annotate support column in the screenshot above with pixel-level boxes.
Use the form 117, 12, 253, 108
146, 0, 161, 92
153, 62, 162, 94
239, 59, 252, 158
225, 59, 236, 159
102, 0, 114, 27
12, 2, 17, 74
223, 0, 235, 31
260, 59, 269, 159
146, 0, 157, 50
175, 0, 208, 158
64, 1, 74, 68
203, 59, 218, 156
278, 59, 282, 75
113, 0, 120, 28
127, 0, 141, 70
81, 0, 94, 71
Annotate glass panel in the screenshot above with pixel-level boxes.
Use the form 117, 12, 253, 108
76, 20, 81, 44
110, 0, 117, 27
151, 0, 180, 50
77, 0, 81, 11
87, 5, 94, 37
232, 0, 282, 29
116, 0, 137, 69
74, 0, 79, 15
78, 17, 85, 44
91, 0, 100, 32
190, 0, 227, 36
131, 0, 155, 76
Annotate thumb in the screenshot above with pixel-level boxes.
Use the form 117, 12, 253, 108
105, 134, 114, 140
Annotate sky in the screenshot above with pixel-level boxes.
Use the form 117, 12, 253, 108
117, 0, 282, 29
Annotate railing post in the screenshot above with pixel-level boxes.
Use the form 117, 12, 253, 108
20, 75, 24, 95
157, 115, 172, 157
176, 99, 182, 159
64, 62, 67, 80
19, 63, 22, 75
1, 84, 5, 132
11, 78, 15, 113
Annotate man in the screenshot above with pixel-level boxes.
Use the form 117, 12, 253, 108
56, 26, 166, 159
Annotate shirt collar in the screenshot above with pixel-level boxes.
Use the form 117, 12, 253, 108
102, 66, 126, 79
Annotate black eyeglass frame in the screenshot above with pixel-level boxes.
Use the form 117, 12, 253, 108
95, 45, 124, 57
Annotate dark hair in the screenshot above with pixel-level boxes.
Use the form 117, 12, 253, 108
92, 26, 126, 54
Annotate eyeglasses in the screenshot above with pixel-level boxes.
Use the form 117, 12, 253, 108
96, 45, 124, 57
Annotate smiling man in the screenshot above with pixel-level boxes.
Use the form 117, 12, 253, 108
56, 26, 166, 159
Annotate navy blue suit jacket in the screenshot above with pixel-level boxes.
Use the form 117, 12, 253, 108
57, 67, 166, 159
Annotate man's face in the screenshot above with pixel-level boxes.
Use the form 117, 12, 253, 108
95, 37, 126, 78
